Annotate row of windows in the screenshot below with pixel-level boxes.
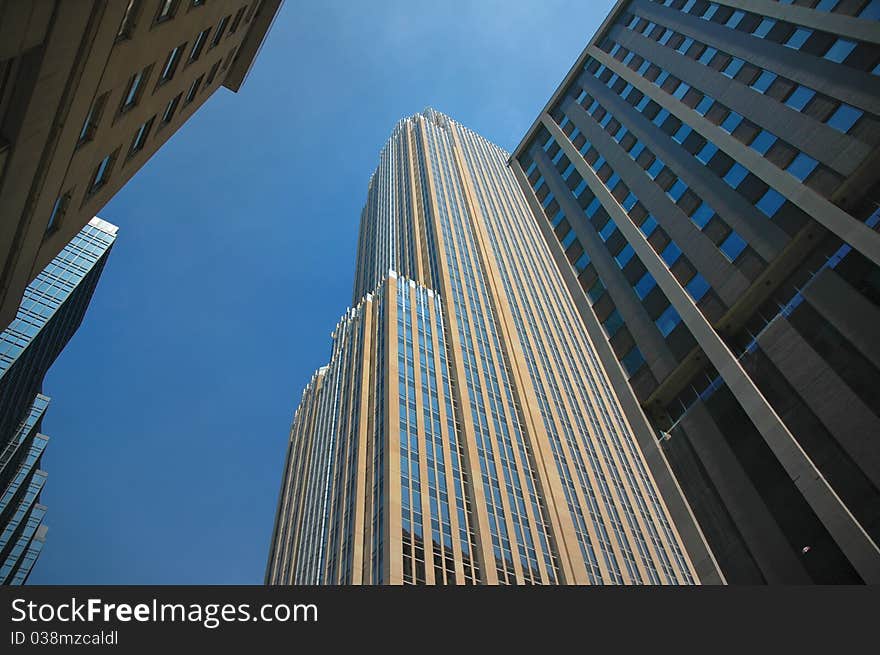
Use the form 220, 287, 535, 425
646, 0, 880, 75
621, 6, 875, 142
49, 3, 252, 237
774, 0, 879, 19
586, 47, 830, 233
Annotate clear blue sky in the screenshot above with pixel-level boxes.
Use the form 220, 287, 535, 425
31, 0, 615, 584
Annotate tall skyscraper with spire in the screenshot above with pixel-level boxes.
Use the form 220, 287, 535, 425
266, 109, 720, 585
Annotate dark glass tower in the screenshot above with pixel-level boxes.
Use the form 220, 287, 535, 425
267, 110, 716, 586
513, 0, 880, 583
0, 217, 117, 585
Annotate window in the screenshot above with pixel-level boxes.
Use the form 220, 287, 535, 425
655, 305, 680, 337
211, 15, 230, 47
824, 38, 856, 63
661, 241, 682, 266
184, 74, 204, 104
826, 104, 862, 133
45, 193, 70, 235
128, 116, 155, 158
222, 47, 238, 72
785, 86, 815, 111
603, 309, 624, 338
230, 6, 247, 34
635, 272, 656, 299
89, 152, 117, 195
155, 0, 178, 23
120, 67, 149, 112
750, 130, 776, 155
620, 347, 644, 377
685, 274, 710, 302
720, 231, 747, 261
116, 0, 141, 40
756, 188, 785, 217
161, 93, 182, 124
205, 60, 221, 86
159, 43, 186, 83
787, 153, 818, 181
77, 93, 108, 145
784, 27, 812, 50
189, 28, 211, 62
723, 163, 748, 188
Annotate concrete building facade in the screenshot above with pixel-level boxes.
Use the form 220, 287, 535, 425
512, 0, 880, 583
266, 110, 721, 585
0, 0, 282, 330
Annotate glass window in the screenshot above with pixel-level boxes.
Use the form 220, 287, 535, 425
587, 278, 606, 303
750, 130, 776, 155
859, 0, 880, 18
562, 229, 577, 249
756, 188, 786, 217
751, 70, 776, 92
824, 38, 856, 63
640, 215, 658, 236
787, 153, 818, 181
826, 104, 862, 133
698, 47, 717, 65
754, 18, 775, 38
686, 273, 710, 301
720, 231, 747, 261
785, 27, 813, 50
90, 153, 114, 193
655, 305, 680, 337
620, 347, 645, 377
667, 179, 687, 201
46, 193, 69, 234
603, 309, 625, 337
160, 44, 184, 82
721, 111, 743, 133
785, 86, 815, 111
695, 96, 713, 115
599, 221, 616, 241
615, 244, 635, 268
722, 58, 745, 79
691, 203, 713, 229
156, 0, 176, 22
122, 69, 145, 109
212, 15, 230, 47
117, 0, 140, 39
575, 252, 590, 271
723, 162, 748, 188
635, 271, 656, 299
661, 241, 682, 266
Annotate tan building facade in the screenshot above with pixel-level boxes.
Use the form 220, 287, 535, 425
266, 110, 721, 585
0, 0, 282, 329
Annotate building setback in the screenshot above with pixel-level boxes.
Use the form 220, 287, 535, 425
267, 109, 720, 585
512, 0, 880, 583
0, 217, 117, 585
0, 0, 282, 331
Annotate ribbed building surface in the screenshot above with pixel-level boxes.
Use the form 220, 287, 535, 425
267, 110, 715, 585
513, 0, 880, 583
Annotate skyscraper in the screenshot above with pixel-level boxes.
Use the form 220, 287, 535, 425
267, 109, 720, 585
0, 217, 117, 585
0, 0, 283, 331
512, 0, 880, 583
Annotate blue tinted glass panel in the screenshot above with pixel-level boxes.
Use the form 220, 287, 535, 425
720, 231, 747, 261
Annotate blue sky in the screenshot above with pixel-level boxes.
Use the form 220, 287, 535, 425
31, 0, 614, 584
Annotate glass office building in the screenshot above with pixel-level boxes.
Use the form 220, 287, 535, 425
267, 109, 713, 585
0, 217, 117, 585
512, 0, 880, 583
